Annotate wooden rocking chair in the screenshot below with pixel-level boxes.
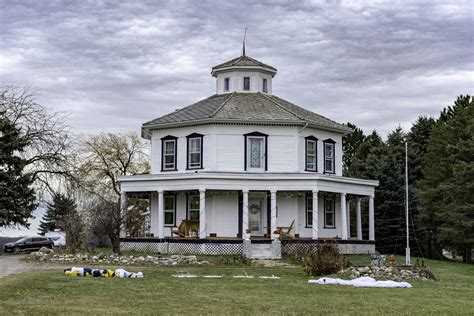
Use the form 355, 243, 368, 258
276, 220, 295, 240
171, 221, 186, 238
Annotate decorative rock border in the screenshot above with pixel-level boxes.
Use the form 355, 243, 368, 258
29, 247, 210, 266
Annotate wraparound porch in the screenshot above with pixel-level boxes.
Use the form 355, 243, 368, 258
118, 172, 378, 256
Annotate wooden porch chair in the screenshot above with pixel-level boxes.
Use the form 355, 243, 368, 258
171, 221, 186, 238
277, 220, 295, 239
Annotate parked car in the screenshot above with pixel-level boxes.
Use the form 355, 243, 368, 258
45, 231, 66, 247
3, 236, 54, 253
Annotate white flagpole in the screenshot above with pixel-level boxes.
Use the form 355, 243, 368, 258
405, 142, 411, 265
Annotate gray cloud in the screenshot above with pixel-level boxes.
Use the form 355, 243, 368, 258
1, 0, 473, 136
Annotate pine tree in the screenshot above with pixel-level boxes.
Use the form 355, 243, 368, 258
38, 193, 74, 235
0, 112, 37, 227
418, 95, 474, 263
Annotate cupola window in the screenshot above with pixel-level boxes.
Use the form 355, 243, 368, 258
243, 77, 250, 91
263, 78, 268, 93
224, 77, 230, 91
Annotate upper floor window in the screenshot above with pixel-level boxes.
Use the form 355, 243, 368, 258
324, 194, 336, 228
161, 135, 178, 171
186, 133, 203, 169
244, 132, 268, 171
305, 136, 318, 171
243, 77, 250, 91
188, 193, 200, 220
262, 78, 268, 93
164, 194, 176, 226
224, 77, 230, 91
323, 139, 336, 174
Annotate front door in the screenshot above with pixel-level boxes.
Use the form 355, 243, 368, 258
248, 198, 263, 235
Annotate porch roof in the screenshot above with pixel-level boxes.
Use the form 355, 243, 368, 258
118, 172, 378, 196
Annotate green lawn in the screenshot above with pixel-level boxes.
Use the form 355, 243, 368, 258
1, 256, 473, 315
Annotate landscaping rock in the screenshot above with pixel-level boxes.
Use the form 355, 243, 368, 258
343, 265, 435, 281
29, 252, 210, 267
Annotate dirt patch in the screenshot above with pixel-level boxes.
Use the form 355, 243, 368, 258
0, 254, 59, 278
252, 259, 299, 268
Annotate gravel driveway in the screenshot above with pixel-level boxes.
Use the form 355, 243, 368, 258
0, 254, 58, 278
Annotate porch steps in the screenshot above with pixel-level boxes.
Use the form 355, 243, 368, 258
246, 243, 278, 260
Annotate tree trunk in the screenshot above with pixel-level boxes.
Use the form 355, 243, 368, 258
463, 244, 472, 264
110, 234, 120, 254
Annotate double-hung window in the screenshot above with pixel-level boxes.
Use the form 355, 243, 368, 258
186, 133, 203, 169
305, 136, 318, 171
323, 139, 335, 174
161, 136, 177, 171
306, 193, 313, 227
188, 194, 200, 220
324, 195, 335, 228
164, 195, 176, 226
262, 78, 268, 93
224, 77, 230, 91
243, 77, 250, 91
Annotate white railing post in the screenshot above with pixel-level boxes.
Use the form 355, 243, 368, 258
312, 190, 319, 240
340, 193, 347, 240
199, 189, 206, 239
270, 190, 277, 240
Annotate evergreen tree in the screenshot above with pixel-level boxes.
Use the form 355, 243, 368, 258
0, 112, 37, 227
342, 122, 366, 175
38, 193, 75, 235
418, 95, 473, 263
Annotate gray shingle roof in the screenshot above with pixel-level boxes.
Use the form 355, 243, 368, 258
211, 55, 277, 75
142, 92, 352, 135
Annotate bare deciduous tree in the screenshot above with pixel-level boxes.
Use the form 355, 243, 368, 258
76, 132, 149, 253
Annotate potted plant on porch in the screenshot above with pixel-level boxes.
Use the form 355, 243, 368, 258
244, 229, 251, 240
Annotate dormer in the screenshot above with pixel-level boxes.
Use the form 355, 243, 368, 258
211, 53, 277, 95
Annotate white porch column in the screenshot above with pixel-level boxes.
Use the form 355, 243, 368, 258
346, 200, 351, 238
120, 192, 127, 238
312, 190, 319, 240
270, 190, 277, 240
157, 190, 164, 239
340, 193, 348, 240
369, 195, 375, 241
242, 190, 249, 239
199, 189, 206, 239
356, 197, 362, 240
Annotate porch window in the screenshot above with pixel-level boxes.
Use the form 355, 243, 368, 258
188, 194, 200, 220
164, 195, 176, 226
243, 77, 250, 91
305, 136, 318, 171
186, 133, 203, 169
244, 132, 268, 171
262, 78, 268, 93
161, 136, 178, 171
323, 139, 336, 174
324, 195, 335, 228
306, 193, 313, 227
224, 77, 230, 91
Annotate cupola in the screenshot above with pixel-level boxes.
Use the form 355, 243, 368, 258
211, 47, 277, 95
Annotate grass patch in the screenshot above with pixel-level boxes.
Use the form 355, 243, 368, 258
1, 257, 473, 315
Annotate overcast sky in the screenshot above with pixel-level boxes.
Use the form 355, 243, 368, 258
1, 0, 472, 236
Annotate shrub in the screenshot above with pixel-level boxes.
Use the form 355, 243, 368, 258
304, 244, 350, 276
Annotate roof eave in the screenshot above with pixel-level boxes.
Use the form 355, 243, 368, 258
142, 118, 352, 139
211, 66, 277, 77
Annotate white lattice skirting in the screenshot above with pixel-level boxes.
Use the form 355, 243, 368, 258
121, 241, 243, 255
